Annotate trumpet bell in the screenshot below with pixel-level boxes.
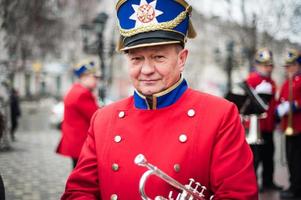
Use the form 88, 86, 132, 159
245, 114, 264, 145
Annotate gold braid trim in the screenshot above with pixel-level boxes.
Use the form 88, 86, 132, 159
119, 6, 191, 37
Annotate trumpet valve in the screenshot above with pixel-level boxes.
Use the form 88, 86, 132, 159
194, 182, 201, 193
199, 186, 206, 197
187, 178, 195, 188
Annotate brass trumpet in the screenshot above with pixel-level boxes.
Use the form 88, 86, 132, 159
285, 74, 294, 136
134, 154, 214, 200
245, 114, 264, 145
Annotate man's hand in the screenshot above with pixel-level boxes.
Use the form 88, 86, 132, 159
276, 101, 290, 118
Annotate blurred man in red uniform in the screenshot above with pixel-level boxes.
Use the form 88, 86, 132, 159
277, 49, 301, 199
61, 0, 258, 199
56, 61, 99, 168
246, 48, 282, 192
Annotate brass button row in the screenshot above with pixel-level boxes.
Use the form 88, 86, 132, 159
118, 109, 196, 118
113, 134, 188, 143
111, 162, 181, 172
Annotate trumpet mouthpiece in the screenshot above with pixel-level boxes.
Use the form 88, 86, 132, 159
134, 154, 147, 166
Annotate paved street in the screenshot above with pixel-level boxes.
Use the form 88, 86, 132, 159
0, 99, 293, 200
0, 99, 71, 200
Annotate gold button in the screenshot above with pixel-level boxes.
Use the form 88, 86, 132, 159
174, 164, 180, 172
187, 109, 195, 117
118, 111, 125, 118
179, 134, 187, 143
112, 163, 119, 171
111, 194, 118, 200
114, 135, 122, 143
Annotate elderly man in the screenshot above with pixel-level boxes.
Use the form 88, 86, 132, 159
61, 0, 258, 199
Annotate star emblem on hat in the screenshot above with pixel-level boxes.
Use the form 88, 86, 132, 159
130, 0, 163, 28
260, 51, 270, 60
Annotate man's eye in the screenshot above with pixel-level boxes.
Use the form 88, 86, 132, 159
154, 55, 165, 61
131, 57, 142, 61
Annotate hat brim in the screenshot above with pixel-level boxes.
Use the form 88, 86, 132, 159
120, 41, 181, 51
118, 30, 185, 51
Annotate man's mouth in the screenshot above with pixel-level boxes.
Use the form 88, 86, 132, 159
140, 79, 158, 84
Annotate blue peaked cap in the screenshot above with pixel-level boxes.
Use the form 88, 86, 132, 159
116, 0, 196, 51
74, 61, 98, 78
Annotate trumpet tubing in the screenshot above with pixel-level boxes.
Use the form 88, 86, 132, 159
134, 154, 214, 200
285, 75, 294, 136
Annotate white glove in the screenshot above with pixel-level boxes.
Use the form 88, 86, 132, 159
277, 101, 290, 118
255, 80, 272, 95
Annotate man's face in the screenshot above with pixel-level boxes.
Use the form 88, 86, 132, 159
256, 64, 273, 77
126, 44, 188, 96
285, 63, 300, 76
80, 73, 98, 90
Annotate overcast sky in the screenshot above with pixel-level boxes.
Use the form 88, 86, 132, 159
188, 0, 300, 44
108, 0, 300, 44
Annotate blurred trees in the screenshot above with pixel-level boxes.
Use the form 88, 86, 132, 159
0, 0, 99, 71
223, 0, 301, 70
1, 0, 63, 70
287, 1, 301, 37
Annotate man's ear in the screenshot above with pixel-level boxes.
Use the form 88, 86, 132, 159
178, 48, 188, 72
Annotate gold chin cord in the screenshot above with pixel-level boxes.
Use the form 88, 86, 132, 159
285, 74, 294, 136
134, 154, 214, 200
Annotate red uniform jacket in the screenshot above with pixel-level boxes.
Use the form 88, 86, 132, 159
246, 72, 277, 132
57, 83, 99, 159
61, 89, 258, 200
278, 73, 301, 134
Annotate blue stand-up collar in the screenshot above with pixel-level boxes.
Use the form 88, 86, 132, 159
134, 78, 188, 110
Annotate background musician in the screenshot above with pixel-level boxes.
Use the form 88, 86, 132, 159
246, 48, 282, 192
277, 49, 301, 199
61, 0, 258, 199
56, 60, 100, 169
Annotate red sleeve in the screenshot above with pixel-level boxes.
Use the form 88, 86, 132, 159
210, 104, 258, 200
77, 91, 99, 121
61, 113, 100, 200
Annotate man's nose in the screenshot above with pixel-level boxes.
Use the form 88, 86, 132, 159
141, 59, 155, 74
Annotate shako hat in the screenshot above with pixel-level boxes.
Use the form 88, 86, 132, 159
254, 48, 274, 66
116, 0, 196, 51
284, 48, 301, 66
74, 60, 99, 78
